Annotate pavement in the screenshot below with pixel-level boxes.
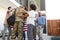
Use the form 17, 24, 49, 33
0, 33, 52, 40
0, 33, 60, 40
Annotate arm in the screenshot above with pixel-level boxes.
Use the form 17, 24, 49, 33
42, 17, 45, 25
22, 9, 29, 18
23, 13, 29, 18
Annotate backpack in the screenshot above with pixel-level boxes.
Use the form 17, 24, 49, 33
7, 9, 16, 26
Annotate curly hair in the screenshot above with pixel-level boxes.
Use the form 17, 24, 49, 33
30, 4, 36, 10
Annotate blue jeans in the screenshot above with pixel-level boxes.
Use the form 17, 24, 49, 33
23, 31, 25, 40
27, 24, 34, 40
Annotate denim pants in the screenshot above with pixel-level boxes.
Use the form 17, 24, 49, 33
23, 31, 25, 40
27, 24, 34, 40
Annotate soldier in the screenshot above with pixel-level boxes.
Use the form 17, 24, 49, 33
10, 6, 29, 40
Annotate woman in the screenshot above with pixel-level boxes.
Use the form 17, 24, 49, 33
26, 4, 37, 40
22, 6, 28, 40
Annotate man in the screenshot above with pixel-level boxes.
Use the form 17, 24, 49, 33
22, 6, 28, 40
36, 12, 45, 40
3, 6, 12, 40
10, 6, 29, 40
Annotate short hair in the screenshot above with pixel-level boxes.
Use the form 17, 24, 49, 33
22, 5, 27, 11
8, 6, 11, 10
24, 6, 27, 11
30, 4, 36, 10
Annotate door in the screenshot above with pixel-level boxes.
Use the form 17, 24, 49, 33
47, 20, 60, 36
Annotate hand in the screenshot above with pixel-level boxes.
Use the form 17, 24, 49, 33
11, 28, 13, 30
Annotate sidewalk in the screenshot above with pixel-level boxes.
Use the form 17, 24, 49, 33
40, 33, 60, 40
0, 32, 60, 40
36, 33, 51, 40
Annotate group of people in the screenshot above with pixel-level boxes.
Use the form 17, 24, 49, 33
3, 4, 45, 40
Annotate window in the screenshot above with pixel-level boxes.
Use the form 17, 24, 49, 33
15, 0, 22, 4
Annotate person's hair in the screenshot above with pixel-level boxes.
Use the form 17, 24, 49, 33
8, 6, 11, 10
30, 4, 36, 10
24, 6, 27, 11
23, 5, 27, 11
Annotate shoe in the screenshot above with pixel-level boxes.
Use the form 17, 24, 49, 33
0, 35, 2, 38
34, 39, 36, 40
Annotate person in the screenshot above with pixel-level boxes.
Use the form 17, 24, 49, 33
33, 11, 38, 40
22, 6, 28, 40
23, 21, 28, 40
10, 6, 29, 40
26, 4, 37, 40
36, 12, 45, 40
3, 6, 12, 40
42, 13, 46, 33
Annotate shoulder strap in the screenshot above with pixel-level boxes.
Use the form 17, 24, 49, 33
14, 8, 16, 15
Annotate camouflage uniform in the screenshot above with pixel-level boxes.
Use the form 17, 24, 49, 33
10, 7, 28, 40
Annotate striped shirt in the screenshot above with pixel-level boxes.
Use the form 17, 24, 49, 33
23, 19, 28, 31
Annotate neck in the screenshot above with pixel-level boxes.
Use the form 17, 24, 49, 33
39, 15, 41, 17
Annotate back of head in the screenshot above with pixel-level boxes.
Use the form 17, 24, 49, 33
30, 4, 36, 11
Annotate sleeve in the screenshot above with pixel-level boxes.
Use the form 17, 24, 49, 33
22, 9, 27, 14
22, 9, 29, 17
42, 17, 45, 25
35, 12, 38, 20
4, 11, 9, 25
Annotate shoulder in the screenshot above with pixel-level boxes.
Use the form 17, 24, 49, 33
41, 16, 44, 18
36, 17, 39, 19
28, 11, 32, 14
34, 11, 37, 14
28, 11, 32, 13
41, 16, 45, 19
28, 10, 34, 13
